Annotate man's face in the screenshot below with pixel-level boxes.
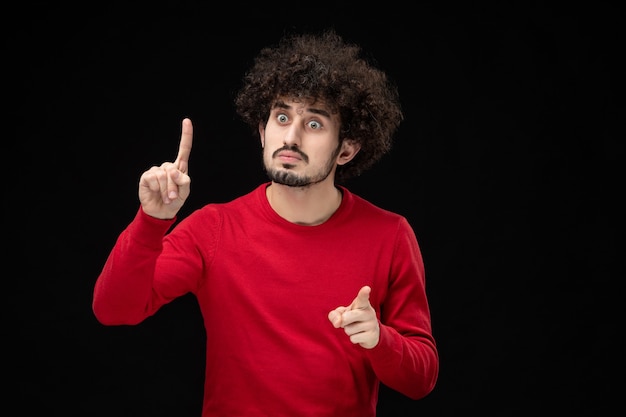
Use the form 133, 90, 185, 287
259, 98, 343, 188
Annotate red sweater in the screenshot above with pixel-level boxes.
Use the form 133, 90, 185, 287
93, 183, 438, 416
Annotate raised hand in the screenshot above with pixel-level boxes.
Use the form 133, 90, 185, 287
328, 286, 380, 349
138, 118, 193, 219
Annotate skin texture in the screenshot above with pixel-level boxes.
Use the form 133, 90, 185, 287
259, 98, 360, 226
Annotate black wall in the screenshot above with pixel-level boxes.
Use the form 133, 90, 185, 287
9, 2, 623, 415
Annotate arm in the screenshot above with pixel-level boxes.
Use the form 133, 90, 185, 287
92, 119, 194, 325
328, 219, 439, 400
368, 221, 439, 399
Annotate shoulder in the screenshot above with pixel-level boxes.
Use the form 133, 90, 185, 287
341, 186, 406, 222
339, 186, 414, 236
197, 183, 267, 214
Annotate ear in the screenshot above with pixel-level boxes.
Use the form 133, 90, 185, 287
336, 139, 361, 166
258, 122, 266, 148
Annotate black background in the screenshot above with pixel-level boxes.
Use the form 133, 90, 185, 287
8, 2, 623, 416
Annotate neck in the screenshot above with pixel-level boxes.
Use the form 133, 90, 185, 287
266, 181, 342, 226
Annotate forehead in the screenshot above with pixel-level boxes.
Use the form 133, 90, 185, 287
271, 98, 336, 118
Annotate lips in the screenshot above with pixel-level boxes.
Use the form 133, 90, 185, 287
276, 151, 302, 162
272, 146, 309, 163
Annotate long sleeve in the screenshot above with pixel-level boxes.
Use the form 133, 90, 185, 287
91, 184, 439, 415
92, 207, 176, 325
365, 217, 439, 400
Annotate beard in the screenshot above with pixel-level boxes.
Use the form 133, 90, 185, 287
264, 144, 341, 188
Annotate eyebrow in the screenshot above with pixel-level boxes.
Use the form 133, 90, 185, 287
273, 100, 331, 118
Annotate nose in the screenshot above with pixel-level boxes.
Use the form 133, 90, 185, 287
282, 120, 302, 147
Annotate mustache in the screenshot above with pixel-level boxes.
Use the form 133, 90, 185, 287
272, 145, 309, 163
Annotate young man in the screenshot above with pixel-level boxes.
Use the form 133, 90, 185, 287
93, 29, 439, 416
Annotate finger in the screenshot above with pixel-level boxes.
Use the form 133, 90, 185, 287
174, 118, 193, 174
350, 285, 372, 311
140, 167, 164, 194
328, 306, 347, 328
156, 168, 171, 203
166, 168, 181, 201
156, 162, 178, 204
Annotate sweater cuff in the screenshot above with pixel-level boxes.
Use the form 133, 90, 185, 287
366, 324, 401, 366
126, 207, 177, 248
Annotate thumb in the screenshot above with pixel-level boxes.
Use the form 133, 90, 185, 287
351, 285, 372, 310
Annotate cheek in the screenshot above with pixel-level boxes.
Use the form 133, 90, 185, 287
262, 124, 281, 145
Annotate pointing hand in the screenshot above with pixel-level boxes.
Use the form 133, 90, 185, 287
328, 286, 380, 349
138, 118, 193, 219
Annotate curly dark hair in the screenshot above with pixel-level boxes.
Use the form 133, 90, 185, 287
234, 29, 403, 182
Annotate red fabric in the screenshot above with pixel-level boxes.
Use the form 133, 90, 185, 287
93, 183, 438, 416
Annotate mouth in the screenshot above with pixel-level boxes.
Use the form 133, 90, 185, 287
272, 146, 309, 164
276, 151, 302, 163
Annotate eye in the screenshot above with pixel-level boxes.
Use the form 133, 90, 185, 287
307, 120, 322, 130
276, 113, 289, 124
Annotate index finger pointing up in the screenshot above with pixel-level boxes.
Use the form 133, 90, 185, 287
175, 118, 193, 174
